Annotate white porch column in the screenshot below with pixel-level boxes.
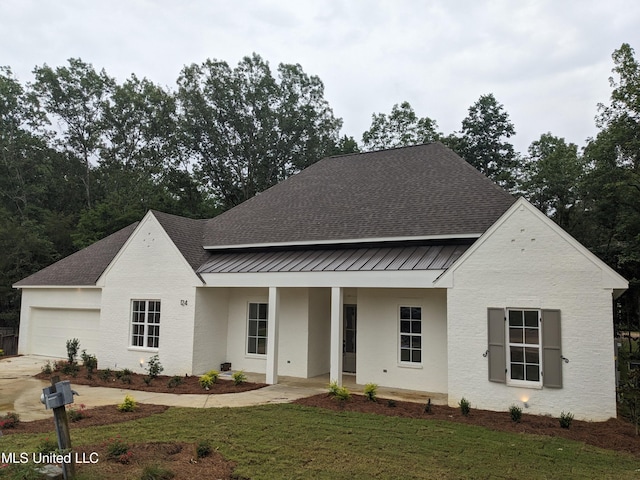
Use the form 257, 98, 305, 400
266, 286, 280, 385
330, 286, 343, 386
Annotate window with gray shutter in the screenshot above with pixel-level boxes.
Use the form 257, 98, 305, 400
542, 309, 562, 388
487, 308, 506, 383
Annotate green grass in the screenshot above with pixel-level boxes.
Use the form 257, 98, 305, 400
2, 404, 639, 479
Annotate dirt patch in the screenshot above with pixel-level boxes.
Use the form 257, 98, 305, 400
294, 393, 640, 457
35, 364, 266, 395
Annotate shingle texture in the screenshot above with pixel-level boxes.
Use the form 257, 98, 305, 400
15, 143, 516, 286
203, 143, 515, 247
14, 222, 139, 287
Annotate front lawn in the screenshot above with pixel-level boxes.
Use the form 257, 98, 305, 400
2, 404, 639, 479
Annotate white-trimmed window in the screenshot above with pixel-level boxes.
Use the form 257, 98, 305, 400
247, 302, 268, 355
131, 300, 161, 348
400, 306, 422, 363
507, 309, 541, 386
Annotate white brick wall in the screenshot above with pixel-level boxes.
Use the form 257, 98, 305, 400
445, 201, 621, 421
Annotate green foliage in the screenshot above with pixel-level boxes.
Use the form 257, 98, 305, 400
81, 350, 98, 378
424, 398, 432, 414
61, 360, 80, 377
98, 368, 112, 381
168, 376, 183, 388
361, 101, 440, 151
117, 395, 137, 412
328, 381, 350, 401
67, 404, 88, 422
559, 411, 574, 429
618, 367, 640, 434
196, 440, 212, 459
0, 411, 20, 428
105, 436, 132, 463
386, 399, 397, 408
36, 436, 59, 454
509, 405, 523, 423
199, 374, 215, 389
232, 370, 247, 386
459, 397, 471, 416
140, 463, 175, 480
363, 383, 378, 402
146, 354, 164, 379
66, 338, 80, 364
41, 361, 53, 375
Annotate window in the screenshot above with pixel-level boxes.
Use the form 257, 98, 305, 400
487, 308, 563, 388
131, 300, 161, 348
400, 306, 422, 363
247, 302, 268, 355
507, 309, 541, 385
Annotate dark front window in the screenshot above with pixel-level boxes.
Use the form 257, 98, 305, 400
131, 300, 161, 349
400, 306, 422, 363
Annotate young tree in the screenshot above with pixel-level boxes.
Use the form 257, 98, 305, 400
361, 101, 440, 151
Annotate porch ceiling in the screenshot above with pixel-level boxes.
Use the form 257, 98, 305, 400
197, 244, 470, 274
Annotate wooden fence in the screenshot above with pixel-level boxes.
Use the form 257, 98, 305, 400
0, 333, 18, 356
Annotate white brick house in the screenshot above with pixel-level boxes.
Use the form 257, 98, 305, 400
15, 143, 627, 420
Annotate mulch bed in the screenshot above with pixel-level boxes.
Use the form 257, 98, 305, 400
294, 393, 640, 457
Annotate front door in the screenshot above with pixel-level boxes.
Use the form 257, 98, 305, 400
343, 304, 357, 373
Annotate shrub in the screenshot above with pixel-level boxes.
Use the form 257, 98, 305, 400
116, 368, 133, 384
0, 411, 20, 429
53, 360, 66, 372
141, 464, 175, 480
36, 437, 59, 454
81, 352, 98, 378
98, 368, 112, 381
0, 349, 3, 356
509, 405, 523, 423
424, 398, 432, 414
117, 395, 137, 412
146, 354, 164, 379
364, 383, 378, 402
66, 338, 80, 364
41, 361, 53, 375
459, 397, 471, 416
61, 361, 80, 377
67, 404, 88, 422
199, 374, 214, 390
206, 370, 220, 382
168, 376, 183, 388
328, 381, 350, 401
196, 440, 212, 459
559, 411, 574, 429
387, 399, 397, 408
106, 437, 131, 463
232, 370, 247, 386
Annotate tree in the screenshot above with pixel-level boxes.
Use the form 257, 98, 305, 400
361, 101, 440, 151
521, 133, 585, 231
177, 53, 342, 209
31, 58, 115, 208
451, 94, 518, 189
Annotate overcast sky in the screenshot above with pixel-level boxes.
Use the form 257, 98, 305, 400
2, 0, 639, 153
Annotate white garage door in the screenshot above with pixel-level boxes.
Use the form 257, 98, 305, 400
29, 308, 100, 358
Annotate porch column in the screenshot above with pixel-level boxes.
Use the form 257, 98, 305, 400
330, 287, 343, 386
266, 287, 280, 385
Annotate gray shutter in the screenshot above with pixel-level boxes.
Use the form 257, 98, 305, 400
487, 308, 506, 383
542, 309, 562, 388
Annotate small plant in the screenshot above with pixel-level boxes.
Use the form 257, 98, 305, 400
146, 354, 164, 379
459, 397, 471, 416
98, 368, 112, 381
143, 376, 153, 386
206, 369, 220, 382
66, 338, 80, 364
41, 361, 53, 375
0, 411, 20, 429
199, 374, 214, 390
61, 361, 80, 377
81, 351, 98, 378
141, 464, 175, 480
36, 437, 59, 454
328, 381, 350, 401
0, 349, 3, 356
53, 360, 66, 372
424, 398, 432, 414
196, 440, 212, 459
117, 395, 137, 412
559, 411, 574, 429
106, 437, 131, 463
232, 370, 247, 386
116, 368, 133, 384
364, 383, 378, 402
67, 404, 88, 422
168, 376, 183, 388
509, 405, 523, 423
387, 399, 397, 408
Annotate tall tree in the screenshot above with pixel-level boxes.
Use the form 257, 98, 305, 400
450, 93, 518, 189
177, 53, 342, 209
361, 101, 440, 151
521, 133, 584, 231
31, 58, 115, 208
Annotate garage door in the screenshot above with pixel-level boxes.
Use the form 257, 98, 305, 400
29, 308, 100, 358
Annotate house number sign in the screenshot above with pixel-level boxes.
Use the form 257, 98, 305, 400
180, 300, 188, 306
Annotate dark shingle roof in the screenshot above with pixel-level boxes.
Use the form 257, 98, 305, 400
203, 143, 515, 247
14, 222, 139, 287
151, 210, 211, 270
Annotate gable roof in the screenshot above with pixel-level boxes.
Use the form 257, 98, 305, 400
14, 222, 139, 287
203, 143, 515, 248
151, 210, 211, 270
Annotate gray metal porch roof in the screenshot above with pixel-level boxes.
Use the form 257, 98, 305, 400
197, 244, 470, 274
